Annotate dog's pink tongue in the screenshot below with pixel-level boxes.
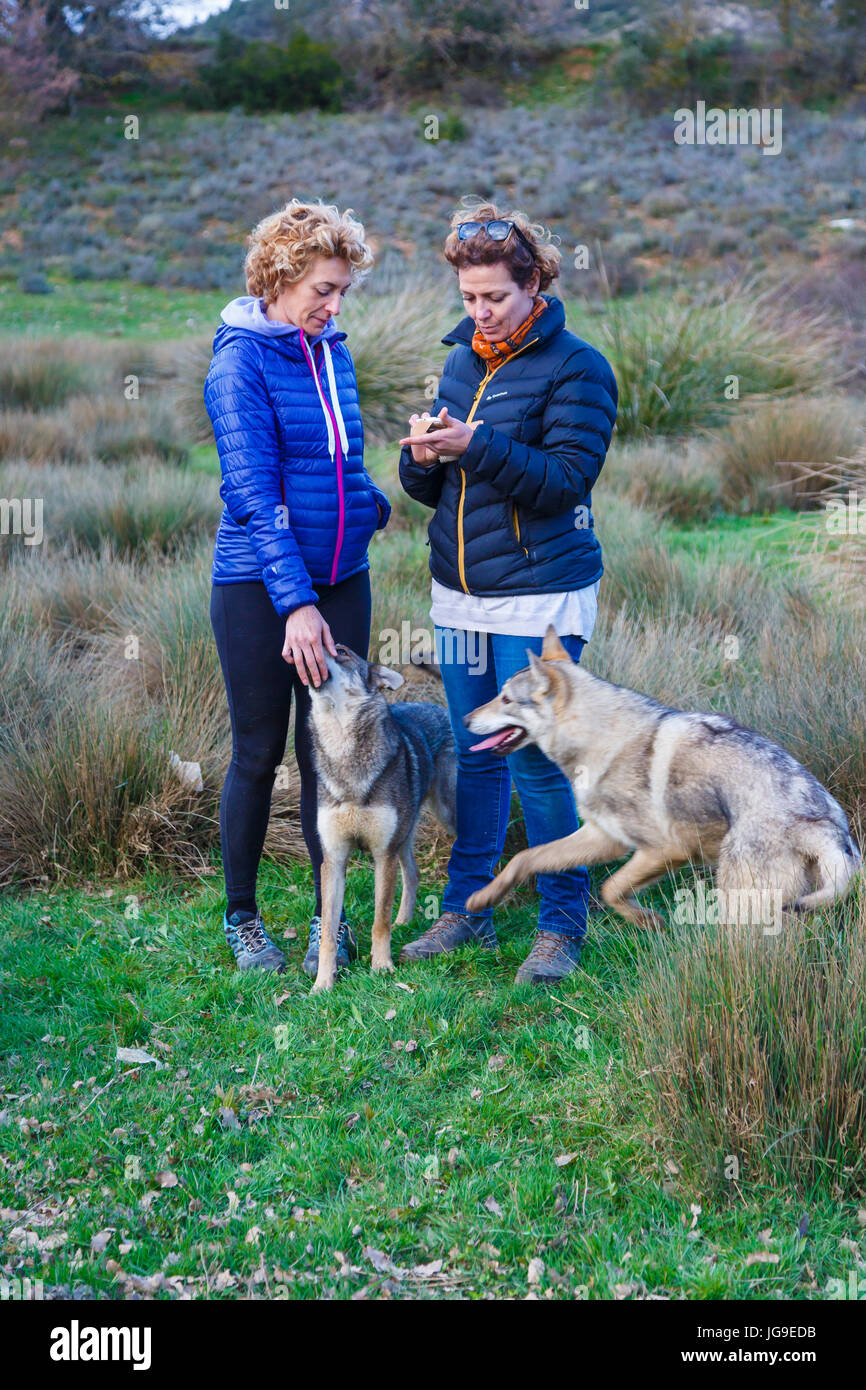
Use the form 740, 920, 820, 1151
469, 728, 517, 752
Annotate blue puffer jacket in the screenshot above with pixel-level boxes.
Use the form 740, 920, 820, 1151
204, 297, 391, 616
399, 294, 617, 596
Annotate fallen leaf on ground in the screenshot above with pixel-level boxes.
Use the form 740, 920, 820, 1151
116, 1046, 164, 1069
363, 1246, 394, 1275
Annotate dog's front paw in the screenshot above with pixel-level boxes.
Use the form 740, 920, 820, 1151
311, 972, 336, 994
637, 908, 666, 931
371, 956, 395, 974
465, 887, 492, 912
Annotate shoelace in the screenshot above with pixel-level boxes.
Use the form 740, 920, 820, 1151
528, 934, 577, 966
424, 912, 469, 943
308, 918, 349, 950
235, 916, 271, 954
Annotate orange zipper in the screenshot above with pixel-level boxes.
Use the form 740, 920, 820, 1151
511, 502, 529, 558
456, 337, 539, 594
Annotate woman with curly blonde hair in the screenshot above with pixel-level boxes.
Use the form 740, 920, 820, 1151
398, 201, 618, 984
205, 199, 391, 977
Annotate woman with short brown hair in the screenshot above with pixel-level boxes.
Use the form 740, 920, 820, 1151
398, 202, 618, 984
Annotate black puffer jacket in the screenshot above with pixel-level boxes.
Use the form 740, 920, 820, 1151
399, 294, 617, 596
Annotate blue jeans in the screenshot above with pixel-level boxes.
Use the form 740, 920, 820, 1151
435, 627, 589, 940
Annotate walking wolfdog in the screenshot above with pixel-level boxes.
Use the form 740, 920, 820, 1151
465, 628, 860, 930
307, 644, 457, 991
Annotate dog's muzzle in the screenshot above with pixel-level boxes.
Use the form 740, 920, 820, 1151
465, 724, 528, 755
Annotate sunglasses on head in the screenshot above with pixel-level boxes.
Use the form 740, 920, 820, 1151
456, 219, 534, 253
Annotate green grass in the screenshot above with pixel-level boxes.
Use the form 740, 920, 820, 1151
0, 277, 229, 338
1, 864, 860, 1301
666, 510, 836, 564
188, 443, 220, 476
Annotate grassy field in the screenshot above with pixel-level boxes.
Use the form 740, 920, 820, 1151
3, 865, 864, 1302
2, 265, 865, 1300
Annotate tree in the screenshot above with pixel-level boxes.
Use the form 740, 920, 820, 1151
12, 0, 171, 100
191, 27, 343, 113
0, 0, 77, 131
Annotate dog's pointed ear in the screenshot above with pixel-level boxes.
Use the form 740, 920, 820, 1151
527, 649, 553, 688
541, 626, 571, 663
368, 664, 404, 692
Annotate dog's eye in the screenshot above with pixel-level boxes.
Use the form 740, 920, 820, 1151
501, 695, 511, 706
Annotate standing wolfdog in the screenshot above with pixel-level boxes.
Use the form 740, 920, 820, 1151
307, 644, 457, 992
465, 628, 860, 930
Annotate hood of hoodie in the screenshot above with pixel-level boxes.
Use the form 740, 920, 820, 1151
213, 295, 346, 355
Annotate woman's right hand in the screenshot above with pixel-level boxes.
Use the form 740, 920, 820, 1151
282, 604, 337, 687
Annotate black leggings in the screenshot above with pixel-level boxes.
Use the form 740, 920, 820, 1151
210, 571, 372, 915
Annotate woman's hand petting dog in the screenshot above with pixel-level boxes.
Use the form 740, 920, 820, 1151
282, 604, 337, 687
401, 407, 484, 463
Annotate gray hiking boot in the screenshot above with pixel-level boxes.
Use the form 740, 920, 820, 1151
399, 911, 498, 962
515, 931, 584, 985
302, 916, 358, 978
223, 910, 288, 973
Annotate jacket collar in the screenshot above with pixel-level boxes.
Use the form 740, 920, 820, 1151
442, 292, 565, 351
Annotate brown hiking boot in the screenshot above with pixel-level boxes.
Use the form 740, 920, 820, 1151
515, 931, 584, 985
399, 911, 498, 962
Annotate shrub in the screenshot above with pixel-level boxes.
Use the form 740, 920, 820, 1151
341, 281, 451, 445
0, 461, 220, 556
593, 494, 823, 681
0, 338, 103, 410
599, 438, 722, 523
713, 397, 866, 513
0, 638, 219, 888
18, 272, 53, 295
610, 22, 765, 112
2, 543, 142, 635
726, 603, 866, 825
619, 897, 866, 1195
577, 281, 839, 440
0, 393, 188, 466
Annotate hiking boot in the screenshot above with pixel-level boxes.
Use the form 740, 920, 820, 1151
515, 931, 584, 985
302, 916, 358, 978
399, 911, 498, 962
224, 910, 287, 973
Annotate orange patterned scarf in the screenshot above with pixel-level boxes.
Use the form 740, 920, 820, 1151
471, 294, 547, 365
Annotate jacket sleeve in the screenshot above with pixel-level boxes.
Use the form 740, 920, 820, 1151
204, 341, 317, 617
459, 347, 618, 516
398, 444, 447, 509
